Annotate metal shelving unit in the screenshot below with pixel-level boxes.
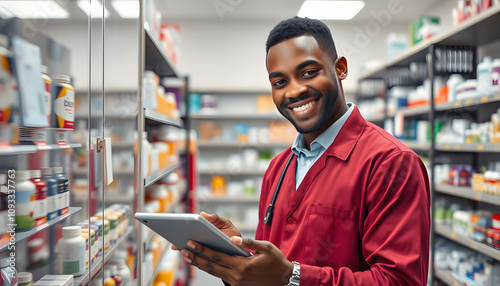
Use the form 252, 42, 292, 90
435, 224, 500, 261
434, 184, 500, 206
399, 140, 431, 151
435, 93, 500, 111
435, 143, 500, 152
399, 106, 431, 118
198, 141, 291, 149
190, 113, 285, 120
0, 143, 82, 155
434, 268, 462, 286
144, 108, 183, 127
144, 163, 180, 187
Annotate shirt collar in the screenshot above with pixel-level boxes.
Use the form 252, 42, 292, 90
292, 102, 355, 156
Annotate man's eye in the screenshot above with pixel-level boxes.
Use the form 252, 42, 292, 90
302, 70, 318, 78
273, 79, 287, 88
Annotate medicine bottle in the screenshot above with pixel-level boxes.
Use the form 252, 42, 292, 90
110, 251, 131, 286
109, 265, 123, 286
53, 167, 69, 215
104, 269, 116, 286
17, 272, 34, 286
51, 74, 74, 129
57, 226, 86, 276
30, 170, 47, 227
40, 65, 52, 124
16, 170, 36, 232
41, 167, 58, 221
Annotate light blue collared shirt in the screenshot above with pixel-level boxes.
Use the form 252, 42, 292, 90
291, 103, 355, 189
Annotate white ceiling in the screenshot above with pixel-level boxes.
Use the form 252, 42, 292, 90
4, 0, 446, 23
157, 0, 442, 23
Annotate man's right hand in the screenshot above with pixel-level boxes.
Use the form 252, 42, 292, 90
171, 212, 242, 251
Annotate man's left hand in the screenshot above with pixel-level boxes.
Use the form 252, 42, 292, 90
180, 236, 293, 286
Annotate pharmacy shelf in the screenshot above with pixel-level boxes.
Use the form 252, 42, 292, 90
435, 93, 500, 111
74, 226, 133, 285
359, 4, 500, 80
434, 268, 462, 286
198, 169, 266, 176
399, 105, 430, 118
144, 108, 183, 127
435, 224, 500, 262
75, 114, 136, 120
145, 163, 180, 187
198, 141, 291, 149
0, 143, 82, 155
399, 140, 431, 151
435, 143, 500, 152
72, 193, 134, 204
0, 207, 81, 252
435, 184, 500, 206
198, 196, 260, 204
73, 168, 134, 176
190, 113, 285, 120
112, 141, 135, 148
145, 27, 180, 78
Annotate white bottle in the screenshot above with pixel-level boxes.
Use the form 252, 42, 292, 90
447, 74, 465, 102
110, 251, 131, 286
143, 71, 157, 111
491, 58, 500, 94
57, 226, 86, 276
477, 57, 493, 97
15, 170, 36, 232
142, 132, 151, 177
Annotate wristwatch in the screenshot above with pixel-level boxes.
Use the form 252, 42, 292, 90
286, 261, 300, 286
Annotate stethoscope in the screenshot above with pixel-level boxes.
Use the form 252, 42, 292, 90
263, 153, 295, 225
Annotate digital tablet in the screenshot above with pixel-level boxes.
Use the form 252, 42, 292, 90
135, 212, 251, 259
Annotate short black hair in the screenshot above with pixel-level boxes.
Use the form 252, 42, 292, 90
266, 17, 337, 60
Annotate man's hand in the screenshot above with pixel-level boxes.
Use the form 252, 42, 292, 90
180, 236, 293, 286
171, 212, 241, 251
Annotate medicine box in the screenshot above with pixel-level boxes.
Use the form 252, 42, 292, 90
410, 16, 440, 45
33, 275, 74, 286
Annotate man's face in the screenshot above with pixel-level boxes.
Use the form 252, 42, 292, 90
267, 35, 344, 135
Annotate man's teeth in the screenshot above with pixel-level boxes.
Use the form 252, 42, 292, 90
293, 101, 313, 112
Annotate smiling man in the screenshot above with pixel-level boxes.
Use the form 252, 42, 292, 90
179, 17, 431, 285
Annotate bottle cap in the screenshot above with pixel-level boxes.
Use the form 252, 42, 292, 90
62, 226, 82, 237
52, 74, 70, 84
30, 169, 41, 179
17, 272, 33, 284
53, 167, 63, 174
16, 170, 31, 181
41, 167, 53, 176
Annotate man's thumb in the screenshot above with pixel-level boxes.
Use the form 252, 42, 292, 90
232, 236, 269, 252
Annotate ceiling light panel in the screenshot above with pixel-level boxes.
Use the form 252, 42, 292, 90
298, 1, 365, 20
0, 1, 69, 19
77, 0, 109, 18
112, 0, 139, 18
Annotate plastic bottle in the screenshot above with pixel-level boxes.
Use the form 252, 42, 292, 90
143, 71, 158, 111
80, 232, 89, 269
491, 58, 500, 93
57, 226, 86, 276
30, 170, 47, 228
477, 57, 493, 97
0, 256, 17, 286
143, 132, 151, 177
90, 216, 104, 255
53, 167, 69, 216
17, 272, 34, 286
146, 184, 168, 213
447, 74, 465, 102
103, 269, 116, 286
0, 34, 17, 124
51, 74, 75, 129
41, 167, 58, 220
110, 251, 131, 286
40, 65, 52, 124
109, 265, 123, 286
15, 170, 36, 232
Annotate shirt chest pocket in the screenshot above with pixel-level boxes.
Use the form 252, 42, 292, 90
304, 204, 359, 269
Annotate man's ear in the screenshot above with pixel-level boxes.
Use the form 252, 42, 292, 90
335, 57, 348, 80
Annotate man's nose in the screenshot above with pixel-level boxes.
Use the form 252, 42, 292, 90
286, 80, 307, 99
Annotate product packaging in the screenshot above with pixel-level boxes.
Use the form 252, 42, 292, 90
33, 275, 73, 286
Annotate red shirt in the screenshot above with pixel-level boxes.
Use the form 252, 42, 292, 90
256, 107, 430, 285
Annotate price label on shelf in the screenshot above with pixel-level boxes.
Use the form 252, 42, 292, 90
444, 145, 450, 150
480, 96, 488, 103
465, 99, 473, 105
477, 145, 484, 151
454, 145, 461, 150
450, 233, 457, 240
474, 193, 482, 200
454, 101, 461, 107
